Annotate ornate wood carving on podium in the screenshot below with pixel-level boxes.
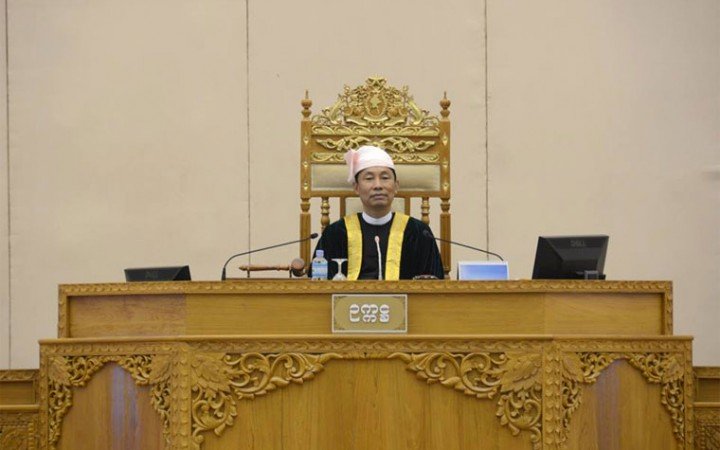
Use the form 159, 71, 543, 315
695, 366, 720, 449
695, 406, 720, 450
36, 280, 690, 449
391, 350, 544, 445
0, 410, 37, 450
39, 337, 694, 450
0, 370, 39, 450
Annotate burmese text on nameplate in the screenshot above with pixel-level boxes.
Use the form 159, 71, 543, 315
332, 294, 407, 333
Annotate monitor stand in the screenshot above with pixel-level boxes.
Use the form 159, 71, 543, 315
576, 270, 606, 280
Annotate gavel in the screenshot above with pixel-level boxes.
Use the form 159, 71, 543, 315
238, 258, 307, 278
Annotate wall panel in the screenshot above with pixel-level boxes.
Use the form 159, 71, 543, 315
7, 0, 248, 368
1, 0, 718, 369
487, 0, 720, 363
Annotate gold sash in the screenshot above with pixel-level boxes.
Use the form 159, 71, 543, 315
345, 213, 410, 280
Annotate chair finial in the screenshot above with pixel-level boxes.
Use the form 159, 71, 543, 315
440, 91, 450, 118
301, 90, 312, 118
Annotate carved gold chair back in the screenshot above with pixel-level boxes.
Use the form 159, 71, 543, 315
300, 76, 451, 275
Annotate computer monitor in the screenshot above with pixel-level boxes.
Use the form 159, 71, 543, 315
532, 235, 608, 280
124, 265, 191, 282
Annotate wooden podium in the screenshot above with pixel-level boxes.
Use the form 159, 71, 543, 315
36, 280, 694, 449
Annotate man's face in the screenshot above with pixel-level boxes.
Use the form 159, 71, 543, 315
353, 166, 399, 215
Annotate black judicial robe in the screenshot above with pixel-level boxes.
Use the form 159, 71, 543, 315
311, 213, 444, 280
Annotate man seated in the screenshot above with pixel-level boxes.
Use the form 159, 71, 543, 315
312, 145, 444, 280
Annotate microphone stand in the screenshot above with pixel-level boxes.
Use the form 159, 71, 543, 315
424, 230, 504, 261
221, 233, 318, 280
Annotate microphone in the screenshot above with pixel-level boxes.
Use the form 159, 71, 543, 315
374, 235, 383, 280
423, 230, 504, 261
221, 233, 319, 280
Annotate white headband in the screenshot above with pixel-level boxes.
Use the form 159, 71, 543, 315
344, 145, 395, 183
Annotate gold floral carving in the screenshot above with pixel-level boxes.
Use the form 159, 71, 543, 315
313, 135, 436, 153
41, 347, 341, 450
190, 337, 545, 357
188, 353, 236, 446
117, 355, 174, 447
189, 352, 338, 448
628, 353, 687, 442
308, 77, 441, 161
695, 406, 720, 450
391, 352, 543, 448
58, 279, 673, 296
57, 291, 68, 337
314, 136, 368, 153
313, 137, 437, 158
555, 352, 688, 447
312, 77, 439, 128
46, 356, 108, 448
43, 352, 177, 450
540, 345, 564, 449
664, 287, 674, 334
39, 337, 691, 450
0, 411, 38, 450
312, 124, 439, 137
0, 369, 38, 382
540, 351, 615, 448
0, 427, 30, 450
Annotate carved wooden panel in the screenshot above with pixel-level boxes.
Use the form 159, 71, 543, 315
0, 409, 38, 450
37, 336, 693, 450
695, 366, 720, 449
1, 369, 39, 450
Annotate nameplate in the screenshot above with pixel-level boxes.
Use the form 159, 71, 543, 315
332, 294, 407, 333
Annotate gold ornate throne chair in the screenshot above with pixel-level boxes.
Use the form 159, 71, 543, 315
300, 76, 452, 275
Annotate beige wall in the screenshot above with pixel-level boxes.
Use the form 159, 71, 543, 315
488, 1, 720, 365
1, 0, 718, 369
6, 0, 249, 368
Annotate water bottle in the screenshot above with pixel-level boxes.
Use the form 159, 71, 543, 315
311, 250, 328, 280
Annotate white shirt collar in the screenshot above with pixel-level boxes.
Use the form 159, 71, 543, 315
362, 211, 393, 226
